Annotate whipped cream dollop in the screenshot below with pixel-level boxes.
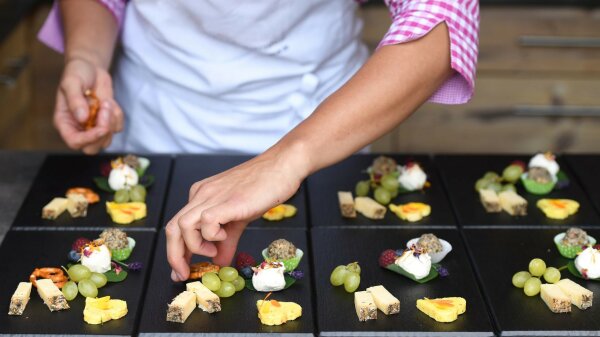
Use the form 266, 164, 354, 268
108, 164, 139, 191
575, 247, 600, 279
529, 153, 559, 177
398, 163, 427, 191
252, 262, 286, 292
81, 244, 112, 273
395, 248, 432, 280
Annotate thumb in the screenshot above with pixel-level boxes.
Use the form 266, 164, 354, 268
60, 77, 90, 124
213, 221, 248, 267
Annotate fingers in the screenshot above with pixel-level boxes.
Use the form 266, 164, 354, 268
60, 76, 89, 123
166, 222, 193, 282
213, 221, 248, 266
81, 106, 112, 154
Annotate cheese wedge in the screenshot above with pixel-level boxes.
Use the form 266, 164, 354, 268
8, 282, 32, 315
540, 284, 571, 313
36, 278, 69, 311
186, 281, 221, 313
166, 291, 196, 323
338, 191, 356, 218
42, 197, 68, 220
479, 189, 501, 213
355, 197, 386, 220
67, 193, 89, 218
498, 190, 527, 216
416, 297, 466, 323
256, 299, 302, 326
83, 296, 128, 324
354, 291, 377, 321
556, 279, 593, 310
366, 285, 400, 315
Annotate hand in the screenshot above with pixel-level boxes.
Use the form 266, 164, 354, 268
165, 149, 308, 282
54, 57, 123, 154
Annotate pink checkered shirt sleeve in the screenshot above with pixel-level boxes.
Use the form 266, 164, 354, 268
38, 0, 127, 53
380, 0, 480, 104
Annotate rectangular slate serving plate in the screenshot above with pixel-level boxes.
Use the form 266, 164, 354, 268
436, 155, 600, 228
311, 228, 494, 337
164, 155, 307, 228
566, 155, 600, 217
138, 228, 314, 336
0, 230, 155, 337
307, 154, 457, 228
11, 154, 172, 230
464, 228, 600, 336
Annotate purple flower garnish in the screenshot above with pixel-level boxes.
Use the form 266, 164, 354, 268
395, 249, 404, 256
127, 262, 143, 271
289, 270, 304, 280
435, 265, 449, 277
68, 250, 81, 262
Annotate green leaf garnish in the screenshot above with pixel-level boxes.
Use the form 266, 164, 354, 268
104, 269, 128, 282
93, 177, 114, 193
384, 263, 439, 283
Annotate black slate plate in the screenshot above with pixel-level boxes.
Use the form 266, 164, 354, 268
164, 155, 307, 228
0, 230, 155, 336
11, 154, 172, 230
464, 228, 600, 336
436, 155, 600, 228
307, 154, 457, 228
311, 228, 494, 337
138, 228, 314, 336
566, 155, 600, 217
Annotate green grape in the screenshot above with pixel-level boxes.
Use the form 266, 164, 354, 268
374, 187, 391, 205
346, 262, 361, 275
78, 279, 98, 298
62, 281, 78, 301
475, 178, 490, 191
343, 272, 361, 293
114, 189, 130, 203
511, 271, 531, 288
487, 182, 503, 193
523, 277, 541, 296
89, 272, 107, 288
219, 267, 239, 282
501, 184, 516, 192
202, 272, 221, 292
232, 276, 245, 292
502, 165, 524, 183
529, 258, 546, 277
543, 267, 561, 284
381, 174, 399, 192
355, 181, 370, 197
129, 185, 147, 202
389, 187, 399, 198
216, 281, 236, 298
483, 172, 500, 181
67, 264, 92, 282
330, 265, 348, 286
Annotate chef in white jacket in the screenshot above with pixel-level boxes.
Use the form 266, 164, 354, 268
44, 0, 478, 281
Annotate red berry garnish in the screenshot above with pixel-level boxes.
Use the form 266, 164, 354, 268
100, 162, 112, 177
235, 252, 256, 271
378, 249, 397, 268
72, 237, 91, 252
510, 160, 526, 171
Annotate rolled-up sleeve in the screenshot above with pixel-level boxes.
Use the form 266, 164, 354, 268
380, 0, 479, 104
38, 0, 127, 53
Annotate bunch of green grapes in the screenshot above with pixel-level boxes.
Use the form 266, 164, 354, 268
512, 258, 561, 297
355, 173, 399, 205
475, 163, 524, 192
202, 267, 245, 298
114, 185, 147, 203
62, 264, 108, 300
330, 262, 361, 293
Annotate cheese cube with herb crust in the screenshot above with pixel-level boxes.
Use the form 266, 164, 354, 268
366, 285, 400, 315
556, 279, 593, 310
338, 191, 356, 218
166, 291, 196, 323
186, 281, 221, 313
36, 279, 69, 311
479, 189, 501, 213
541, 284, 571, 313
8, 282, 32, 315
354, 197, 386, 220
355, 291, 377, 321
42, 197, 68, 220
67, 193, 88, 217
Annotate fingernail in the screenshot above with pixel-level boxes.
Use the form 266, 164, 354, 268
76, 108, 86, 121
171, 270, 180, 281
102, 101, 111, 109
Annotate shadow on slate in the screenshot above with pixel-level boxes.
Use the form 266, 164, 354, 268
566, 155, 600, 217
139, 229, 314, 336
11, 154, 172, 230
464, 228, 600, 336
164, 155, 307, 228
436, 155, 600, 228
0, 230, 155, 336
312, 228, 493, 337
307, 154, 457, 228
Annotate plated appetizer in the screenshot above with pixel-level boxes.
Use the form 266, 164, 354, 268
257, 296, 302, 326
522, 152, 560, 195
538, 199, 579, 220
575, 247, 600, 280
41, 188, 99, 221
416, 297, 466, 323
354, 285, 400, 322
166, 281, 221, 323
406, 233, 453, 264
554, 227, 596, 259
